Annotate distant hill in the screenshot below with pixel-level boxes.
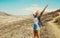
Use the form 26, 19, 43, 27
0, 12, 11, 16
42, 9, 60, 22
55, 9, 60, 12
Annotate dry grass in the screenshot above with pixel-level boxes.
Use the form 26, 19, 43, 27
0, 9, 60, 38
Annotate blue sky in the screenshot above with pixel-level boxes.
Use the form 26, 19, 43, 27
0, 0, 60, 15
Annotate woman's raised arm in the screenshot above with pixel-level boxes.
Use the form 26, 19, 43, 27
39, 5, 48, 18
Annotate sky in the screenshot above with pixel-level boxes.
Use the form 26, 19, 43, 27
0, 0, 60, 15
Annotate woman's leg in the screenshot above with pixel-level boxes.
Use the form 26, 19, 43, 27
34, 30, 40, 38
37, 30, 40, 38
34, 30, 37, 38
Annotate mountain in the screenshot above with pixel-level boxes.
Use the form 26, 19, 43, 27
0, 12, 11, 16
42, 9, 60, 22
55, 9, 60, 12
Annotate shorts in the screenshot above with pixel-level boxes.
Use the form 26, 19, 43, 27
33, 23, 40, 30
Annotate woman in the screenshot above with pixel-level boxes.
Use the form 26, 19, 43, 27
33, 10, 40, 38
33, 5, 48, 38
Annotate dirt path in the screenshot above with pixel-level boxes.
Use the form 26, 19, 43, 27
46, 15, 60, 38
46, 22, 60, 38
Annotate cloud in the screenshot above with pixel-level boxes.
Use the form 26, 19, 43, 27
20, 4, 41, 15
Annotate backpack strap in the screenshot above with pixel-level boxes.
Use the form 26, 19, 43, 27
38, 17, 44, 27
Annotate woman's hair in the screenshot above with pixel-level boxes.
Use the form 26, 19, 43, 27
35, 10, 40, 17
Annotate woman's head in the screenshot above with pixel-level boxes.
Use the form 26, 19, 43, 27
35, 10, 40, 17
